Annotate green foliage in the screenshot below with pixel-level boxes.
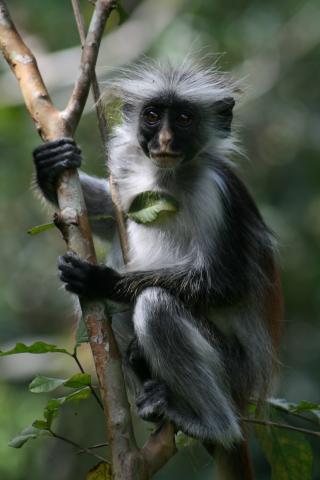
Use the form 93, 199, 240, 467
255, 412, 313, 480
127, 191, 179, 224
86, 462, 112, 480
9, 378, 92, 448
0, 342, 71, 357
8, 426, 50, 449
28, 222, 56, 235
269, 398, 320, 423
29, 373, 91, 393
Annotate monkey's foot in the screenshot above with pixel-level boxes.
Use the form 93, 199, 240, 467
136, 380, 169, 422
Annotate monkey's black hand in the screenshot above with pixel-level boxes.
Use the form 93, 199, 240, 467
33, 138, 82, 203
136, 380, 169, 423
58, 251, 120, 299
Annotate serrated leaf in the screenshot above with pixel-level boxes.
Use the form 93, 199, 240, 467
0, 341, 71, 357
27, 222, 55, 235
86, 462, 112, 480
9, 425, 50, 448
127, 191, 179, 224
29, 373, 91, 393
255, 412, 313, 480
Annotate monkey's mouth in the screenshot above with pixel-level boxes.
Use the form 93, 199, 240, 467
150, 152, 183, 169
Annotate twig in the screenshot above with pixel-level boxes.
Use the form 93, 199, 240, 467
243, 417, 320, 438
72, 348, 104, 410
70, 0, 129, 262
77, 442, 108, 453
64, 0, 117, 131
49, 429, 108, 462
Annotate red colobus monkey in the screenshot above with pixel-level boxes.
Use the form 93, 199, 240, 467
33, 60, 282, 479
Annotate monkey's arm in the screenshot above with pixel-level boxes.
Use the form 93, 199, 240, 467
58, 251, 244, 307
33, 138, 115, 240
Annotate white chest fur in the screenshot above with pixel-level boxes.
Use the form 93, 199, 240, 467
109, 136, 225, 273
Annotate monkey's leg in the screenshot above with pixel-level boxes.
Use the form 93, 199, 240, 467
132, 287, 241, 446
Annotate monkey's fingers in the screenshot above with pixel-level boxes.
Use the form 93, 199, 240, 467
33, 138, 79, 158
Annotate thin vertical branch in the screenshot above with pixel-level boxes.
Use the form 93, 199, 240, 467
70, 2, 177, 475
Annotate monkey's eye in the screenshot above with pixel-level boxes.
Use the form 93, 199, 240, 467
176, 112, 193, 127
143, 110, 160, 126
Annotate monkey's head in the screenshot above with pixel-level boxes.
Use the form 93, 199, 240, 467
108, 60, 238, 169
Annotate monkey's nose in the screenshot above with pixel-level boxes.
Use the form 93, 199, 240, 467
159, 128, 173, 149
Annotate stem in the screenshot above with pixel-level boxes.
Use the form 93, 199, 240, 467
49, 429, 108, 462
77, 442, 108, 453
72, 349, 104, 410
243, 417, 320, 438
70, 0, 129, 261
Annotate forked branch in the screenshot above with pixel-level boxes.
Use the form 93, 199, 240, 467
0, 0, 177, 477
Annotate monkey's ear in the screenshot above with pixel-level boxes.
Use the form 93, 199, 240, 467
212, 97, 235, 137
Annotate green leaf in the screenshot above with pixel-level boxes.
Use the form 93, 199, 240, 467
255, 412, 313, 480
28, 222, 55, 235
117, 4, 129, 24
127, 191, 179, 224
269, 398, 320, 423
43, 387, 91, 428
32, 420, 49, 430
86, 462, 112, 480
28, 215, 114, 236
29, 376, 66, 393
64, 373, 91, 389
29, 373, 91, 393
0, 341, 71, 357
175, 431, 196, 449
9, 425, 50, 448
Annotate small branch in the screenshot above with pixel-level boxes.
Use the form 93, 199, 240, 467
63, 0, 116, 132
72, 349, 104, 410
77, 442, 108, 453
142, 422, 177, 477
70, 0, 129, 262
49, 429, 109, 462
0, 1, 65, 140
243, 417, 320, 438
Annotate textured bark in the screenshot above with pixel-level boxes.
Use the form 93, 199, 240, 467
0, 1, 177, 477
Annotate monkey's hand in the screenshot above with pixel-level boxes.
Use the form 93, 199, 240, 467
136, 380, 169, 422
33, 138, 82, 203
58, 251, 120, 299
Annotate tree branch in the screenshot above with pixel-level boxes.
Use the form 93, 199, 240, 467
0, 2, 147, 479
70, 1, 177, 474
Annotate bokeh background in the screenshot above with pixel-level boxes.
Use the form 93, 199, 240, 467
1, 0, 320, 479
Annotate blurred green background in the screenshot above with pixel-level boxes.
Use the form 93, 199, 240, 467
1, 0, 320, 479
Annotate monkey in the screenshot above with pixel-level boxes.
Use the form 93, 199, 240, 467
33, 60, 282, 479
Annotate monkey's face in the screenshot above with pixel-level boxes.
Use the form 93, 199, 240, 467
137, 97, 204, 169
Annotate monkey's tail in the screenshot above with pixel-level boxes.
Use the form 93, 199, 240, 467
205, 439, 255, 480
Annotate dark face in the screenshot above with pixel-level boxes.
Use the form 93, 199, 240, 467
137, 95, 205, 169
